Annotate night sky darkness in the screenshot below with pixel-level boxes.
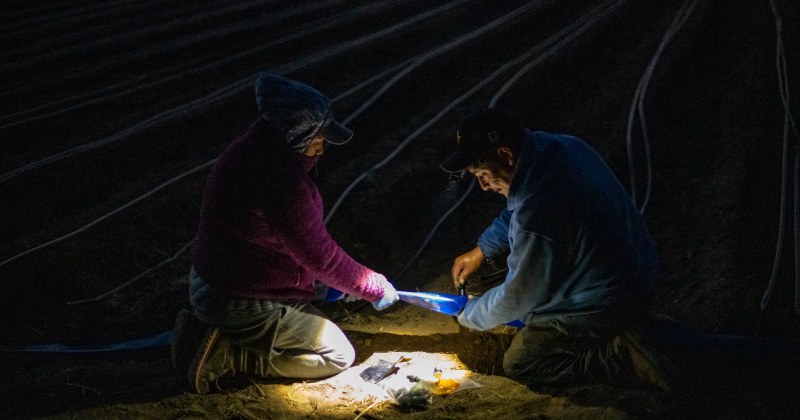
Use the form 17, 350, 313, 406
1, 0, 799, 418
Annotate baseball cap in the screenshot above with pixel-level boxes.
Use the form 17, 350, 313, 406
440, 108, 522, 173
317, 109, 353, 145
255, 72, 353, 151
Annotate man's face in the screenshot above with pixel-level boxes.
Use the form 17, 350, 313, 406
303, 135, 325, 157
468, 160, 514, 197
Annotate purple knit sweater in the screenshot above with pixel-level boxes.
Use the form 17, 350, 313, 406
191, 118, 388, 302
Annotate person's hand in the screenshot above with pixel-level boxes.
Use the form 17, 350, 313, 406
344, 294, 360, 303
451, 246, 484, 290
372, 282, 399, 311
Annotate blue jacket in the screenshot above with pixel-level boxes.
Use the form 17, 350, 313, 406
458, 130, 657, 330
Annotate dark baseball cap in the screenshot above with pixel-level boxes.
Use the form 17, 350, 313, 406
317, 110, 353, 145
440, 108, 522, 173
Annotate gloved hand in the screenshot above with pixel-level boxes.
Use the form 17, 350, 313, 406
324, 287, 346, 302
372, 282, 399, 311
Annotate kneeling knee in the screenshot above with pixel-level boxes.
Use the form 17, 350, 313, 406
503, 351, 528, 378
338, 341, 356, 370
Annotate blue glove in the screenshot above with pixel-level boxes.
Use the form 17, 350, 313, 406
325, 287, 347, 302
372, 282, 399, 311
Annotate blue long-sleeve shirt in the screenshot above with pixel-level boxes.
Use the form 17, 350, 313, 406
458, 131, 657, 330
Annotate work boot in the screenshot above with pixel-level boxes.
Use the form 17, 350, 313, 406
232, 344, 273, 378
188, 327, 235, 394
171, 309, 210, 372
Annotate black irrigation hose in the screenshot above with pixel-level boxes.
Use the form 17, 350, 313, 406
0, 0, 416, 128
92, 0, 623, 321
5, 0, 633, 348
626, 0, 697, 214
22, 0, 514, 295
77, 0, 622, 308
0, 0, 472, 184
325, 0, 622, 224
392, 179, 477, 281
1, 0, 289, 60
67, 240, 195, 306
61, 59, 425, 304
40, 0, 557, 297
57, 61, 417, 301
760, 0, 799, 321
0, 161, 217, 269
0, 0, 144, 35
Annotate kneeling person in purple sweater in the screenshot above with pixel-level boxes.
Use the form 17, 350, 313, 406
172, 73, 399, 394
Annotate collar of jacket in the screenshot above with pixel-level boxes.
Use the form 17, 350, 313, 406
298, 153, 319, 173
507, 130, 567, 212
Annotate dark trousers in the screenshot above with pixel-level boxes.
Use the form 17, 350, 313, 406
503, 309, 673, 390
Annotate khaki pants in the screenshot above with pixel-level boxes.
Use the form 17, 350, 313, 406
189, 269, 355, 379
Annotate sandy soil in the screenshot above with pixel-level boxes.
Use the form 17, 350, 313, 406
1, 0, 800, 419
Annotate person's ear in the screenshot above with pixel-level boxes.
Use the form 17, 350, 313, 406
498, 147, 514, 166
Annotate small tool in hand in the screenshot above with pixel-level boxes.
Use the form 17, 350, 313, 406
457, 277, 467, 296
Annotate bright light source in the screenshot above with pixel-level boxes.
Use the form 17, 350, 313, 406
282, 351, 472, 414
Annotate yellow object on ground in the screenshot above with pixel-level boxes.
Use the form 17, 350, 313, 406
432, 377, 461, 394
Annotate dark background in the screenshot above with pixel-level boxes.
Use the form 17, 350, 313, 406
1, 0, 799, 418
